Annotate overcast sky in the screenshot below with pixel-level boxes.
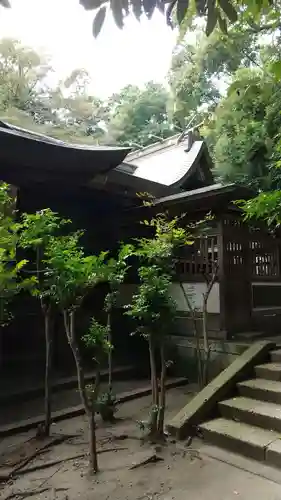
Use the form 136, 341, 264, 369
0, 0, 177, 98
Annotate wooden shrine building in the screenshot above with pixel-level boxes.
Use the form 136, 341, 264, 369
0, 121, 280, 376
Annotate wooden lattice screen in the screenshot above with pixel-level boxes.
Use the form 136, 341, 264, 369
249, 229, 280, 279
176, 217, 281, 282
176, 235, 218, 279
223, 217, 281, 281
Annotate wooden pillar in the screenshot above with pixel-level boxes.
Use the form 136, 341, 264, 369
217, 217, 227, 335
220, 214, 252, 336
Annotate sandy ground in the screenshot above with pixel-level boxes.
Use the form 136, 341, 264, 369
0, 379, 149, 427
2, 387, 281, 500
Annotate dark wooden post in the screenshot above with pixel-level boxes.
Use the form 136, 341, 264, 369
217, 217, 227, 336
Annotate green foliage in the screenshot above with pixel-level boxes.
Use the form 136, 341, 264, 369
83, 316, 111, 354
19, 209, 70, 250
105, 82, 175, 148
45, 231, 108, 310
203, 60, 281, 189
126, 213, 193, 340
104, 243, 134, 312
0, 38, 178, 149
83, 318, 115, 421
18, 209, 71, 303
168, 27, 259, 126
237, 190, 281, 228
126, 265, 177, 340
0, 184, 35, 325
79, 0, 281, 41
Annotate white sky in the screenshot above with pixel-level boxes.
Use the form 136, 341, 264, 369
0, 0, 177, 98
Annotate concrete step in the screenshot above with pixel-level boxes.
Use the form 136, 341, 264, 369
219, 396, 281, 432
200, 417, 279, 461
238, 378, 281, 404
235, 331, 265, 341
255, 362, 281, 381
271, 349, 281, 363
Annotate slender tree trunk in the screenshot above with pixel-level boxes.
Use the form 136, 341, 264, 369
148, 335, 158, 436
88, 368, 100, 472
43, 306, 53, 436
107, 309, 112, 393
157, 343, 166, 435
179, 281, 203, 388
88, 409, 98, 472
202, 295, 210, 386
63, 310, 99, 473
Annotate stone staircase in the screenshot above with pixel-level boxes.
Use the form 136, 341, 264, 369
200, 347, 281, 466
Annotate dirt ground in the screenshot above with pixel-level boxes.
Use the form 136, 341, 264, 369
2, 387, 281, 500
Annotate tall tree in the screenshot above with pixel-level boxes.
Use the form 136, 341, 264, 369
168, 28, 259, 126
105, 82, 175, 148
203, 47, 281, 189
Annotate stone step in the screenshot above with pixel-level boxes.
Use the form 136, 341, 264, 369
238, 378, 281, 404
200, 417, 279, 461
255, 362, 281, 381
219, 396, 281, 432
271, 349, 281, 363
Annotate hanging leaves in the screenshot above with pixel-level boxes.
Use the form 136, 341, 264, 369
143, 0, 156, 18
111, 0, 124, 28
156, 0, 165, 14
122, 0, 130, 15
206, 0, 217, 35
177, 0, 189, 25
131, 0, 143, 20
92, 6, 107, 37
0, 0, 10, 7
80, 0, 104, 8
218, 0, 237, 22
217, 10, 228, 33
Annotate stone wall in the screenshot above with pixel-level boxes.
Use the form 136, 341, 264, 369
167, 335, 248, 381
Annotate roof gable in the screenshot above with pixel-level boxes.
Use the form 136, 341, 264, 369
125, 131, 213, 190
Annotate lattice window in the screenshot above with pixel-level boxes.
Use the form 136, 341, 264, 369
176, 236, 218, 277
225, 240, 245, 274
250, 239, 279, 278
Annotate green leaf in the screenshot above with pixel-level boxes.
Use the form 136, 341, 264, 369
206, 0, 218, 36
0, 0, 11, 7
144, 0, 157, 18
92, 6, 107, 37
217, 11, 227, 33
80, 0, 102, 9
217, 0, 237, 22
269, 61, 281, 80
131, 0, 142, 20
156, 0, 165, 14
111, 0, 124, 28
195, 0, 207, 15
177, 0, 189, 25
122, 0, 129, 15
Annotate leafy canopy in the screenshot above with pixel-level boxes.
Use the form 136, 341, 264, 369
126, 212, 193, 340
44, 231, 108, 310
104, 243, 134, 312
0, 184, 36, 325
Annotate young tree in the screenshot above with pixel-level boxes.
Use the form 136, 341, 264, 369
126, 212, 193, 439
44, 231, 108, 472
82, 317, 111, 472
18, 209, 70, 437
201, 260, 219, 386
104, 243, 134, 394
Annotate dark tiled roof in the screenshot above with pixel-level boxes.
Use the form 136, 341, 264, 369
154, 183, 252, 206
0, 121, 130, 187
